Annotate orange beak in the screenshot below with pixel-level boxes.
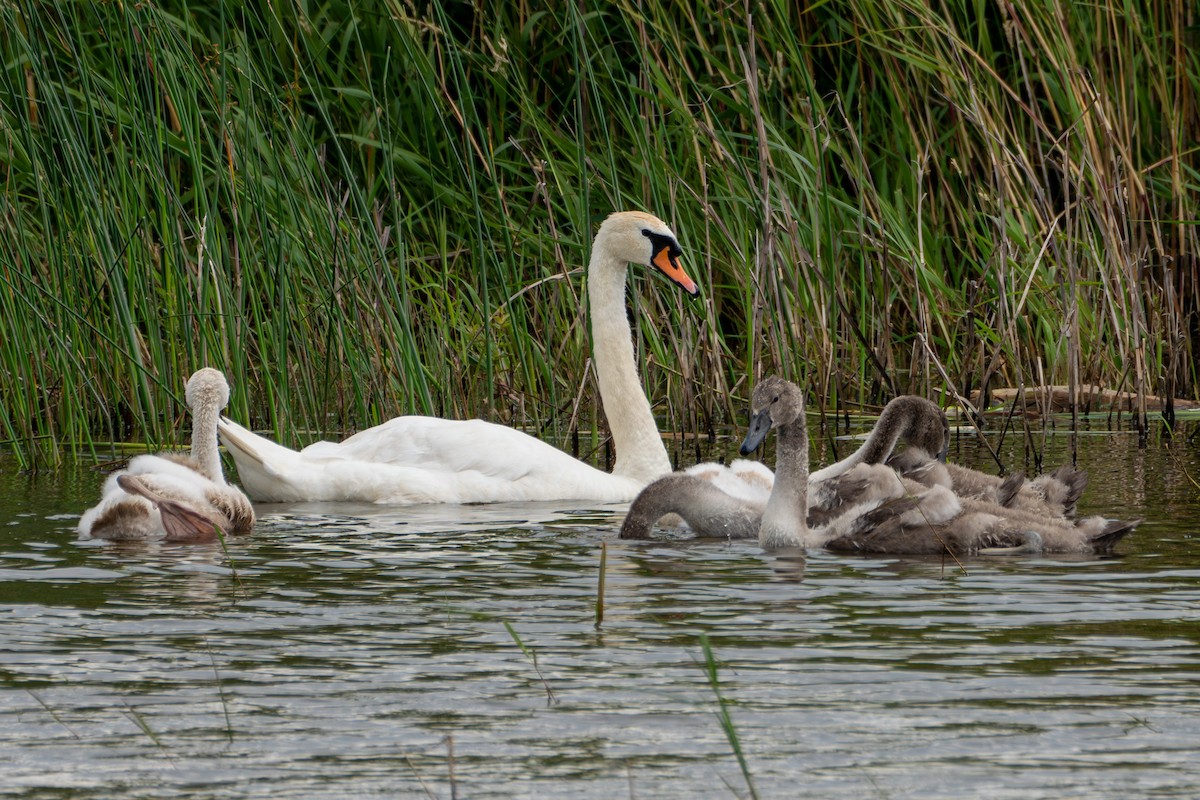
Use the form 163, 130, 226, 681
652, 246, 699, 296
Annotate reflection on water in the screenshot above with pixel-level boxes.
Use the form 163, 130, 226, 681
1, 420, 1198, 798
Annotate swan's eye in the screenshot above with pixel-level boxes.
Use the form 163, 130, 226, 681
641, 229, 682, 260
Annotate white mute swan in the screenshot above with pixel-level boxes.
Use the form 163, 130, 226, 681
79, 368, 256, 542
217, 211, 700, 504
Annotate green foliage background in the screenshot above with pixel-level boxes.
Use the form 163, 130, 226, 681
1, 0, 1196, 466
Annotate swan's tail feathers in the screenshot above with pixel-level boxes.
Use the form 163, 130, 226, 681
1089, 517, 1141, 554
217, 418, 258, 462
996, 471, 1026, 509
217, 418, 314, 503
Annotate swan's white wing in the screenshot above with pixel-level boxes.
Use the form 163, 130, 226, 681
209, 211, 699, 507
683, 458, 774, 510
303, 416, 571, 472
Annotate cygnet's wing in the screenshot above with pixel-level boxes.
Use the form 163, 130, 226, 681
116, 474, 220, 542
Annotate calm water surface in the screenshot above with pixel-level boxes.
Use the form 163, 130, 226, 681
2, 418, 1199, 799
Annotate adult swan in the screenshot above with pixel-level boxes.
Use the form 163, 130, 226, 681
218, 211, 700, 504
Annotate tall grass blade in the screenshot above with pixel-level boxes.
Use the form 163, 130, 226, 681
697, 633, 759, 800
0, 1, 1195, 464
502, 621, 558, 706
25, 689, 81, 740
595, 540, 607, 629
120, 700, 172, 759
204, 639, 234, 744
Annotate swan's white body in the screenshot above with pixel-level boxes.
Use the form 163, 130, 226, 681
682, 458, 774, 506
218, 415, 648, 504
218, 211, 699, 505
79, 369, 256, 542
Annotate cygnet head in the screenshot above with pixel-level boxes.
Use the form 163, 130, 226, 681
739, 376, 804, 455
597, 211, 698, 296
185, 368, 231, 413
898, 395, 950, 462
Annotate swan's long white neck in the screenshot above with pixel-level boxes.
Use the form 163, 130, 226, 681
588, 241, 671, 483
759, 418, 810, 549
190, 395, 225, 484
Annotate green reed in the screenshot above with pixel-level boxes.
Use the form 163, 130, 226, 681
204, 638, 235, 744
697, 634, 759, 800
26, 689, 81, 740
1, 1, 1195, 466
121, 699, 170, 755
595, 540, 608, 629
502, 621, 558, 707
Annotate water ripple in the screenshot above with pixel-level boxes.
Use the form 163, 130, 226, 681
2, 428, 1200, 798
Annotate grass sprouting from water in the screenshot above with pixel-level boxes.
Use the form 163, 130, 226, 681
121, 700, 172, 759
502, 621, 558, 707
697, 633, 759, 800
595, 540, 607, 629
204, 639, 235, 744
212, 525, 245, 596
444, 734, 461, 800
1, 1, 1196, 465
26, 689, 81, 740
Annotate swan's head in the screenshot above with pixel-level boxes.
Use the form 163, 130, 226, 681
185, 368, 231, 412
739, 376, 804, 455
890, 395, 950, 462
597, 211, 698, 296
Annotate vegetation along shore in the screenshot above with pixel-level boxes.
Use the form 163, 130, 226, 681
1, 1, 1196, 468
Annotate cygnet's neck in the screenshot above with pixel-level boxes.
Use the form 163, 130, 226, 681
759, 418, 810, 549
189, 395, 225, 484
588, 246, 671, 483
619, 473, 759, 540
809, 401, 906, 483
